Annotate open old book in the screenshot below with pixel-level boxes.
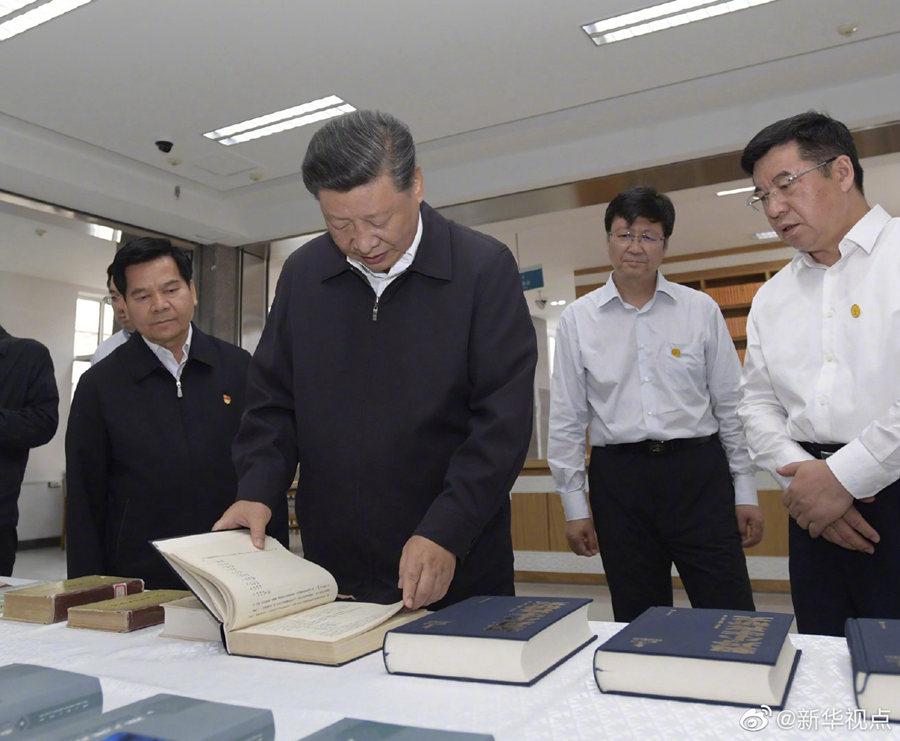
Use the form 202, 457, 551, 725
152, 530, 424, 665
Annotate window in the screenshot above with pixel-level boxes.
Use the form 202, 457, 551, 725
71, 295, 114, 397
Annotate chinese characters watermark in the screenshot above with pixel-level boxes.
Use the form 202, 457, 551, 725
739, 705, 893, 732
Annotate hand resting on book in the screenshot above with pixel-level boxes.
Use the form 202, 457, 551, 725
398, 535, 456, 610
212, 500, 272, 549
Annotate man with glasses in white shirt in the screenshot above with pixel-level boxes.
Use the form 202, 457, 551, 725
739, 111, 900, 635
91, 267, 135, 366
549, 186, 761, 622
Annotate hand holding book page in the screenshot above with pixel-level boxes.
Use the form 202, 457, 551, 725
153, 530, 415, 664
154, 530, 338, 631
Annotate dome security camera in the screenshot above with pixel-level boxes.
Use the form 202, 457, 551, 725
155, 140, 174, 153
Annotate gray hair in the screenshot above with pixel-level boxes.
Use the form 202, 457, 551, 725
301, 110, 417, 198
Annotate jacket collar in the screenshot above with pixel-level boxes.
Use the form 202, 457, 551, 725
120, 322, 214, 382
0, 326, 9, 356
320, 201, 452, 282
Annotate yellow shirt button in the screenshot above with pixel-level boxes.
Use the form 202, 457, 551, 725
850, 304, 861, 318
671, 348, 681, 357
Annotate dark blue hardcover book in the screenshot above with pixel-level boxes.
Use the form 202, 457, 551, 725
594, 606, 800, 709
21, 693, 274, 741
383, 595, 596, 686
845, 618, 900, 721
0, 663, 102, 737
301, 717, 494, 740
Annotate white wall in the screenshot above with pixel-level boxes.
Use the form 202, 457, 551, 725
0, 270, 104, 540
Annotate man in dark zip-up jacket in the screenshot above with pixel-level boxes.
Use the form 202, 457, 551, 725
217, 110, 537, 610
0, 325, 58, 575
66, 239, 286, 588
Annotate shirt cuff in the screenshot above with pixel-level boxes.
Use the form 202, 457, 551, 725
733, 474, 758, 506
559, 489, 591, 521
826, 438, 899, 499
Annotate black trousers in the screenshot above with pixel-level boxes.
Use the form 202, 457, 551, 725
0, 527, 16, 576
789, 478, 900, 636
589, 438, 755, 623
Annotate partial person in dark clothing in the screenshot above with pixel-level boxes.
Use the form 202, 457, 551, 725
66, 239, 285, 588
0, 325, 59, 575
215, 110, 537, 610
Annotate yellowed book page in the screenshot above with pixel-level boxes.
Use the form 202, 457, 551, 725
154, 531, 337, 631
233, 601, 404, 643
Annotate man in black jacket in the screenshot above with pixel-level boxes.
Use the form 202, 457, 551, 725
66, 238, 286, 588
0, 326, 59, 575
215, 110, 537, 609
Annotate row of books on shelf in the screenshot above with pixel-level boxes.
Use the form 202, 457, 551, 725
2, 530, 897, 722
704, 281, 765, 307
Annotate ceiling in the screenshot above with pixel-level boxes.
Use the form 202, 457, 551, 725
0, 210, 114, 291
1, 0, 900, 245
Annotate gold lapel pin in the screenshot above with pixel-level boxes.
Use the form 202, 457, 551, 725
223, 394, 232, 405
671, 347, 681, 358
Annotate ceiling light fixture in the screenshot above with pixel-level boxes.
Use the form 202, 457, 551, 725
0, 1, 36, 20
204, 96, 356, 147
583, 0, 778, 46
87, 224, 121, 243
0, 0, 95, 42
754, 230, 778, 240
716, 186, 755, 197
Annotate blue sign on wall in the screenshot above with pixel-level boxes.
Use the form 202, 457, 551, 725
520, 265, 544, 291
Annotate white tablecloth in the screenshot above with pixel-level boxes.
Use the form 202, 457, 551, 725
0, 612, 880, 740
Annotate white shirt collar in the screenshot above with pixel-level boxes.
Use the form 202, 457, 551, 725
841, 203, 890, 255
593, 271, 677, 310
346, 211, 423, 278
142, 323, 192, 374
798, 204, 890, 268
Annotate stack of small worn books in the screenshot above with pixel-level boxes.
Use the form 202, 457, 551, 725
1, 575, 189, 632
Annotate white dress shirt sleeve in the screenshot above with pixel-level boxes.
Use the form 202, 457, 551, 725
548, 310, 592, 521
704, 306, 758, 506
827, 406, 900, 499
738, 307, 814, 490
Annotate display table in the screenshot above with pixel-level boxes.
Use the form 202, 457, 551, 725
0, 612, 874, 740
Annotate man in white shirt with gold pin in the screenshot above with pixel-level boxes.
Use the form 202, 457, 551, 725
549, 186, 762, 622
739, 111, 899, 635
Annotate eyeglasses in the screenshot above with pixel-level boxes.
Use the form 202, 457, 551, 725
608, 232, 665, 246
746, 156, 837, 211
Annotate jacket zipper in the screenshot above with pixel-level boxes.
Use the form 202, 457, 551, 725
371, 296, 380, 322
176, 379, 183, 398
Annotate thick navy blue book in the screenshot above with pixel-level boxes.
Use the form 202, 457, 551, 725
382, 595, 596, 686
845, 618, 899, 721
594, 606, 801, 709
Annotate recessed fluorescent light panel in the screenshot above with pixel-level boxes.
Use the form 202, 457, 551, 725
87, 224, 121, 243
583, 0, 778, 46
204, 96, 356, 146
754, 230, 778, 240
716, 186, 755, 197
0, 0, 95, 42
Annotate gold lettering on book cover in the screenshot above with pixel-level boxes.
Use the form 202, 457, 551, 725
710, 615, 772, 655
629, 638, 662, 648
486, 601, 565, 633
